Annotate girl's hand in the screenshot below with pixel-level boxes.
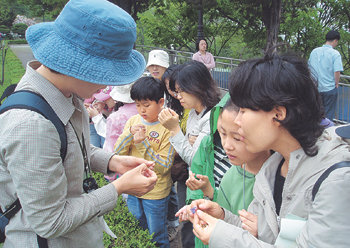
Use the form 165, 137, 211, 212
186, 171, 213, 199
239, 209, 258, 238
175, 205, 192, 222
93, 101, 105, 113
158, 108, 180, 134
188, 134, 198, 146
86, 105, 99, 118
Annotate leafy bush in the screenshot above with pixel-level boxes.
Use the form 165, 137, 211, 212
0, 25, 10, 35
11, 23, 28, 37
94, 172, 157, 248
7, 39, 27, 45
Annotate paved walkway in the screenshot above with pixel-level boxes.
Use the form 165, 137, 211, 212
9, 44, 35, 68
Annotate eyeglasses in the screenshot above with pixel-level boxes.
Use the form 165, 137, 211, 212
174, 88, 184, 98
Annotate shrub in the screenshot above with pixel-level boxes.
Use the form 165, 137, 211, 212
7, 40, 27, 45
11, 23, 28, 38
94, 172, 157, 248
0, 25, 10, 35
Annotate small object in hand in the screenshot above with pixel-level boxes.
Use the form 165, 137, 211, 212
201, 224, 208, 228
190, 207, 197, 214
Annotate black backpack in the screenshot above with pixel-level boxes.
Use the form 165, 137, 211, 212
0, 89, 67, 247
312, 161, 350, 201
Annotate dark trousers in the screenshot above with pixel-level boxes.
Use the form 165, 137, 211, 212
320, 87, 338, 121
177, 180, 195, 248
167, 185, 179, 227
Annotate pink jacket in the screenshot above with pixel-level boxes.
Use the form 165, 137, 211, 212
103, 103, 138, 152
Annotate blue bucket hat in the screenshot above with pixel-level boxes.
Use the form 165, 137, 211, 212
26, 0, 145, 86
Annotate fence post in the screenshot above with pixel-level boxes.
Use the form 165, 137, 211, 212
0, 40, 8, 86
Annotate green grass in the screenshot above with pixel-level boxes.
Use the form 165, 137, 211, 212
0, 41, 25, 102
94, 172, 157, 248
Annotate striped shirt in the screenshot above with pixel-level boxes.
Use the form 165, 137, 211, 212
213, 132, 232, 188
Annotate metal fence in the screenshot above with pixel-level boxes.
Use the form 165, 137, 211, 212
337, 76, 350, 123
136, 45, 350, 123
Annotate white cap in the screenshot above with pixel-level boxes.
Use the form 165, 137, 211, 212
110, 83, 134, 103
146, 50, 169, 69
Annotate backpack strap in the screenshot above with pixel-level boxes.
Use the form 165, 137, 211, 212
0, 90, 67, 161
0, 90, 67, 248
1, 199, 21, 220
0, 84, 17, 105
312, 161, 350, 201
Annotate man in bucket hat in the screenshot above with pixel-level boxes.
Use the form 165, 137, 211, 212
0, 0, 157, 247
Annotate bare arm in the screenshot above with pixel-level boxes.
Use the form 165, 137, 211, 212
334, 71, 341, 88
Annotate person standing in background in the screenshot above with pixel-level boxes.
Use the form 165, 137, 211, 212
308, 30, 343, 121
192, 39, 215, 71
147, 50, 169, 80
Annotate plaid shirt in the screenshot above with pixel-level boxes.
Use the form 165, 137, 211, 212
0, 61, 117, 247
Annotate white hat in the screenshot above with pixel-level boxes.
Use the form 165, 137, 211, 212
146, 50, 169, 69
110, 84, 134, 103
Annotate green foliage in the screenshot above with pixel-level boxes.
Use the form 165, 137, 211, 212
11, 23, 28, 37
0, 25, 10, 35
93, 172, 156, 248
18, 0, 68, 18
0, 0, 16, 27
137, 2, 197, 51
0, 44, 25, 100
280, 8, 324, 58
7, 39, 27, 45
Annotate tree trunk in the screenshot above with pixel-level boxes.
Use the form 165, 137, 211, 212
262, 0, 282, 54
197, 0, 204, 43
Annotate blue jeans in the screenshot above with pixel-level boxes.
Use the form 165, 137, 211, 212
320, 87, 338, 121
89, 123, 105, 148
127, 195, 170, 248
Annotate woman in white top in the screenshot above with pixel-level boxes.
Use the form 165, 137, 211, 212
158, 60, 220, 166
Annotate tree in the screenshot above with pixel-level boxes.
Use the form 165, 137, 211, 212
137, 1, 242, 57
108, 0, 160, 21
18, 0, 68, 19
318, 0, 350, 72
0, 0, 16, 27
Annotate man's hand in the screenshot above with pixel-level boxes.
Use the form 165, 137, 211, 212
112, 163, 157, 197
158, 108, 181, 134
108, 155, 155, 175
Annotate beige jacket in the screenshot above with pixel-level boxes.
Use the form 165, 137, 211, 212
210, 126, 350, 248
0, 62, 117, 248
